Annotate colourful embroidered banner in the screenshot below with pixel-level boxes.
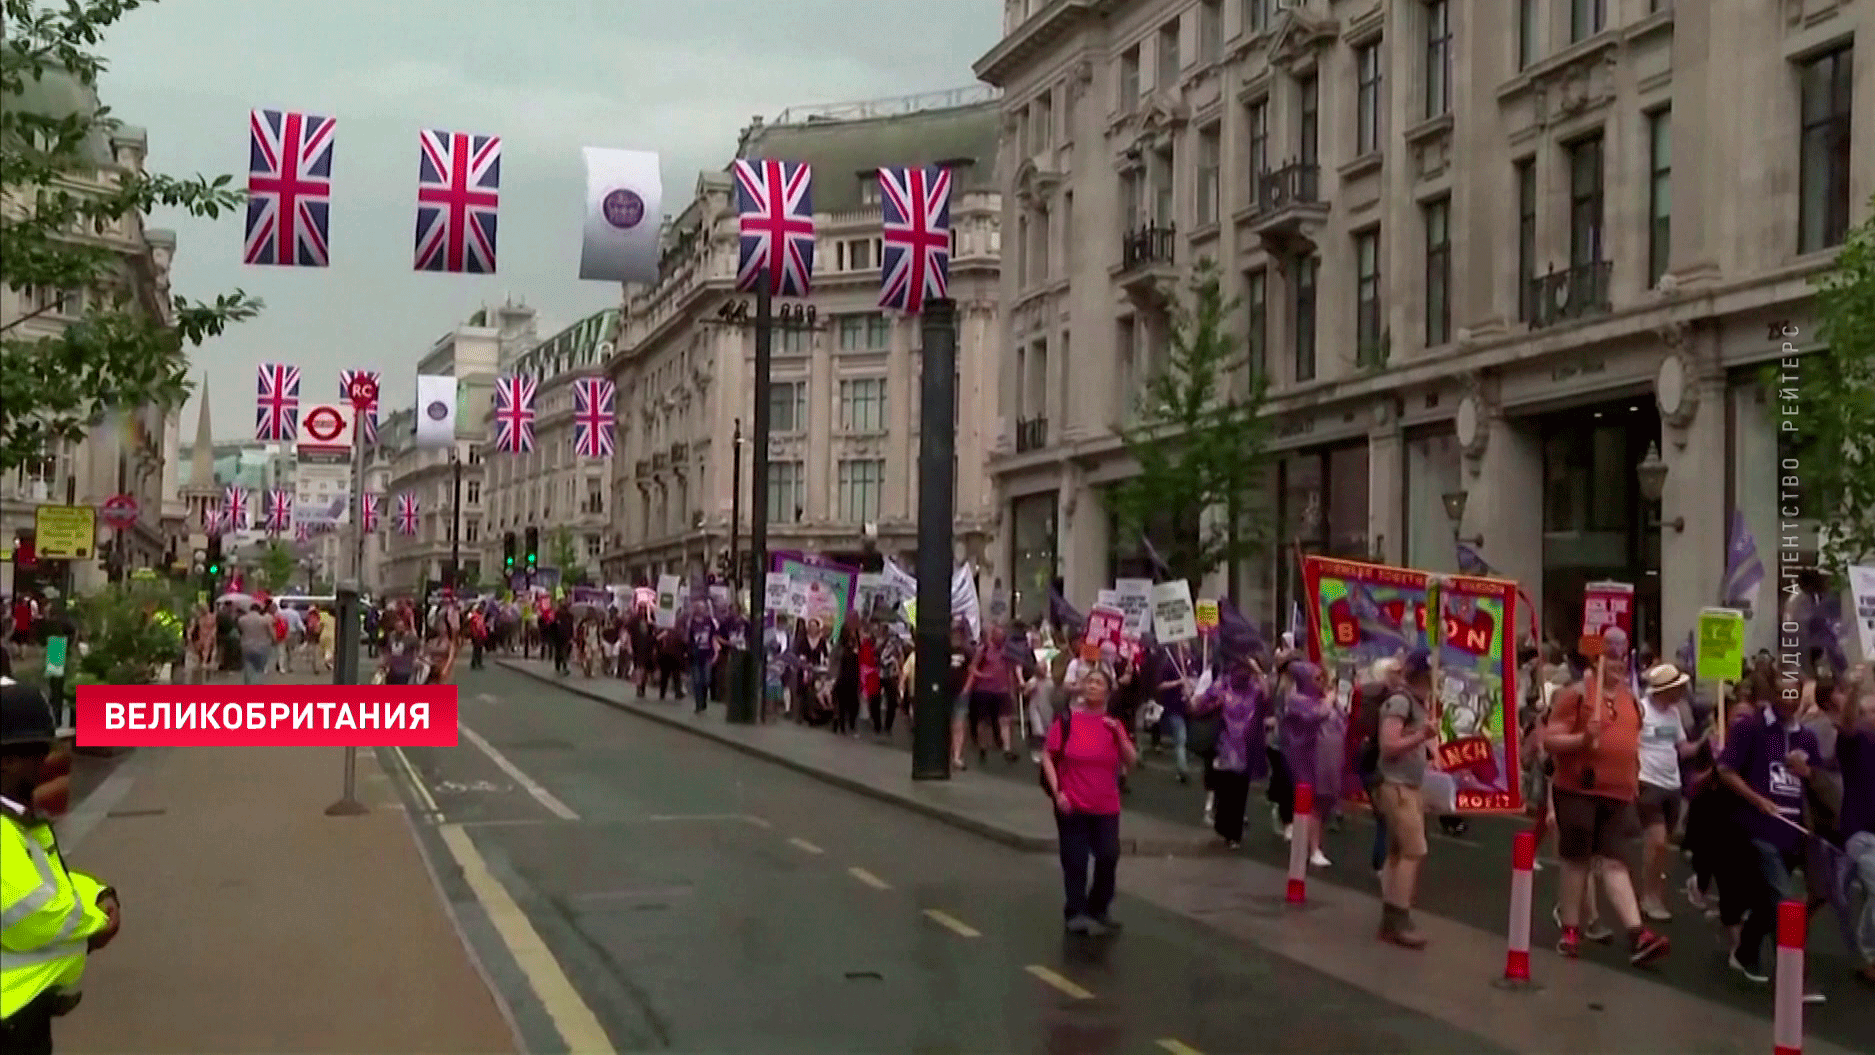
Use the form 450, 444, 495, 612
1301, 555, 1524, 813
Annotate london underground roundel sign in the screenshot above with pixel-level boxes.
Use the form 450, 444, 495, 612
303, 405, 346, 444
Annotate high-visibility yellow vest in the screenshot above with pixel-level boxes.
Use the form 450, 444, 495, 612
1, 810, 110, 1020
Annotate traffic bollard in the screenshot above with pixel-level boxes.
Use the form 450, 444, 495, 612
1773, 900, 1805, 1055
1502, 830, 1536, 986
1286, 782, 1314, 905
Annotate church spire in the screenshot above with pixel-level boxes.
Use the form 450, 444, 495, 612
188, 374, 215, 490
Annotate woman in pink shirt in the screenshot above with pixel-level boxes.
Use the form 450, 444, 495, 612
1040, 668, 1138, 935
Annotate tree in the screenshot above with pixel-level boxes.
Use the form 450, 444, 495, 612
1105, 263, 1277, 594
1, 0, 261, 472
1801, 195, 1875, 573
549, 525, 588, 586
256, 540, 295, 592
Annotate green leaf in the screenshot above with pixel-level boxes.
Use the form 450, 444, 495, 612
1805, 194, 1875, 575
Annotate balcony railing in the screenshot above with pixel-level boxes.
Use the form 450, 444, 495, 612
1015, 415, 1049, 453
1254, 161, 1322, 213
1120, 222, 1176, 271
1529, 261, 1613, 330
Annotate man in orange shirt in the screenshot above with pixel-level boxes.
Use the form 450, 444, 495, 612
1543, 627, 1671, 964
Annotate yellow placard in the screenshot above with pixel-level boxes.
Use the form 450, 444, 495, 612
1696, 607, 1745, 683
34, 505, 96, 560
1194, 599, 1220, 630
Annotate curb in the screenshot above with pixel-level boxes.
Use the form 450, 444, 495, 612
493, 659, 1171, 855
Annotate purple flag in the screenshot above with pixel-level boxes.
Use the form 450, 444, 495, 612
1721, 509, 1765, 616
1217, 595, 1264, 672
1048, 587, 1085, 636
1456, 541, 1491, 577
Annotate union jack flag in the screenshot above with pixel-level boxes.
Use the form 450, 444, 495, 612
244, 108, 335, 267
733, 158, 815, 297
361, 492, 382, 533
394, 493, 420, 536
573, 377, 616, 459
255, 362, 301, 441
493, 374, 538, 454
338, 369, 380, 445
414, 129, 501, 274
265, 489, 294, 532
878, 166, 952, 314
294, 521, 311, 543
201, 503, 225, 534
223, 486, 251, 530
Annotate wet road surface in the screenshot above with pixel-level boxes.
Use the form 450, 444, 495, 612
391, 666, 1510, 1055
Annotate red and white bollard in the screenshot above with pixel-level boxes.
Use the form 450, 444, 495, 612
1502, 830, 1536, 985
1773, 900, 1805, 1055
1286, 782, 1314, 904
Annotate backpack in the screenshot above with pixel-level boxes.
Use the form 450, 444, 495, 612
1038, 711, 1073, 798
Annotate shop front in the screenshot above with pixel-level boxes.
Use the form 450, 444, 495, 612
1402, 425, 1463, 574
1274, 440, 1371, 629
1007, 490, 1058, 622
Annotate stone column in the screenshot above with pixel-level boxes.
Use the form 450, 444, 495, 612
1058, 466, 1109, 603
806, 319, 834, 521
1463, 403, 1546, 636
1367, 405, 1404, 566
1657, 324, 1727, 663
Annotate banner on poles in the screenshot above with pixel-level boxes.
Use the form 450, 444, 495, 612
1301, 555, 1523, 813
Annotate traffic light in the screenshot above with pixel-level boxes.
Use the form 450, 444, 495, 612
503, 531, 516, 570
524, 526, 539, 568
205, 534, 222, 577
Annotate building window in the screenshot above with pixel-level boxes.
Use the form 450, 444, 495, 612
840, 238, 873, 271
585, 534, 603, 559
1570, 0, 1606, 44
1151, 145, 1175, 224
1424, 0, 1451, 119
1119, 46, 1141, 110
464, 519, 480, 543
778, 326, 809, 354
1293, 255, 1318, 382
836, 459, 884, 522
1568, 134, 1605, 267
1247, 98, 1269, 185
1799, 46, 1854, 254
1355, 43, 1382, 156
837, 313, 890, 351
1245, 269, 1268, 382
1517, 0, 1538, 69
765, 460, 804, 523
838, 377, 887, 432
1297, 75, 1318, 166
859, 179, 881, 205
769, 379, 807, 433
585, 483, 604, 515
1243, 0, 1269, 35
1424, 196, 1451, 347
1157, 20, 1180, 89
1355, 230, 1383, 366
1516, 158, 1536, 321
465, 479, 482, 505
1200, 1, 1222, 63
1646, 110, 1671, 287
1197, 124, 1221, 225
1120, 169, 1143, 231
1032, 91, 1053, 152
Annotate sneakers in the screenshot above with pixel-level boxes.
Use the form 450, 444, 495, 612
1378, 903, 1427, 949
1558, 926, 1582, 958
1640, 895, 1672, 922
1683, 876, 1709, 911
1728, 951, 1770, 983
1271, 804, 1286, 837
1552, 906, 1612, 944
1628, 928, 1670, 966
1309, 850, 1332, 868
1065, 915, 1120, 937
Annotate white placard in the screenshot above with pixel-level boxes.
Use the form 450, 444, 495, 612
764, 572, 791, 614
785, 580, 810, 619
1150, 580, 1198, 643
1096, 588, 1119, 609
1113, 578, 1153, 637
655, 573, 680, 629
1848, 564, 1875, 662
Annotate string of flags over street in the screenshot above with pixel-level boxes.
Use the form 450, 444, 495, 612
219, 104, 956, 545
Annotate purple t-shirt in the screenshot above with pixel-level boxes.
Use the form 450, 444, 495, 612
720, 614, 748, 651
1720, 709, 1822, 855
688, 617, 719, 654
1836, 729, 1873, 841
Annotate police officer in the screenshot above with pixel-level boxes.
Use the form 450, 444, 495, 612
1, 681, 120, 1054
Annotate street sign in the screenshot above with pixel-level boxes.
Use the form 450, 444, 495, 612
100, 493, 139, 529
295, 402, 355, 459
344, 374, 380, 409
34, 505, 95, 560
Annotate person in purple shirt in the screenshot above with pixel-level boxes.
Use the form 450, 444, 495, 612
685, 600, 722, 715
1830, 677, 1875, 987
719, 604, 750, 711
1718, 680, 1825, 982
1154, 641, 1197, 784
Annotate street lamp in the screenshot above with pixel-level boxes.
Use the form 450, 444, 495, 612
1441, 489, 1485, 548
729, 417, 743, 586
1636, 442, 1684, 532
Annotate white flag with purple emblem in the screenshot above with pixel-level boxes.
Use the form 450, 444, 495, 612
579, 147, 662, 284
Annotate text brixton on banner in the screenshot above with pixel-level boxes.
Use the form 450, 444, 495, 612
771, 551, 859, 637
1113, 578, 1153, 637
655, 574, 680, 628
1847, 565, 1875, 662
1302, 555, 1524, 813
1083, 605, 1125, 660
1696, 607, 1746, 683
1151, 580, 1198, 643
580, 148, 663, 284
1580, 580, 1635, 656
764, 572, 792, 615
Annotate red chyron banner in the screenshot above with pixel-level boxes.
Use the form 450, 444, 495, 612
75, 685, 459, 747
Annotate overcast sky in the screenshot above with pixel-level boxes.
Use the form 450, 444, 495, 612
98, 0, 1000, 442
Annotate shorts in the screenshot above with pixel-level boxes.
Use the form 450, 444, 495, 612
967, 690, 1006, 728
1637, 782, 1682, 831
1552, 787, 1640, 863
1374, 780, 1428, 860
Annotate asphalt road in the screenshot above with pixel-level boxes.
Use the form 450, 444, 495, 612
865, 714, 1875, 1050
391, 666, 1509, 1055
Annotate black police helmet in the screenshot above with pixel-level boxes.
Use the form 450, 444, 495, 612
0, 681, 58, 748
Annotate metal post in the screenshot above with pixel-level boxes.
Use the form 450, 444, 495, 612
912, 299, 958, 780
349, 417, 368, 583
732, 280, 772, 725
448, 450, 463, 592
729, 417, 743, 589
324, 579, 368, 816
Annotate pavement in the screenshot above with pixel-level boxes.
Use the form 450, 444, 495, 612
494, 657, 1873, 1055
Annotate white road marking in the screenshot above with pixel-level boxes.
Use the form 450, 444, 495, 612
787, 837, 824, 854
847, 867, 892, 890
476, 692, 499, 703
1025, 964, 1094, 1000
1156, 1040, 1205, 1055
922, 909, 981, 938
439, 825, 614, 1054
391, 746, 444, 820
459, 723, 580, 821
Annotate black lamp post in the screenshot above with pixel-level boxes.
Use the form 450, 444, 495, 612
729, 417, 743, 587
